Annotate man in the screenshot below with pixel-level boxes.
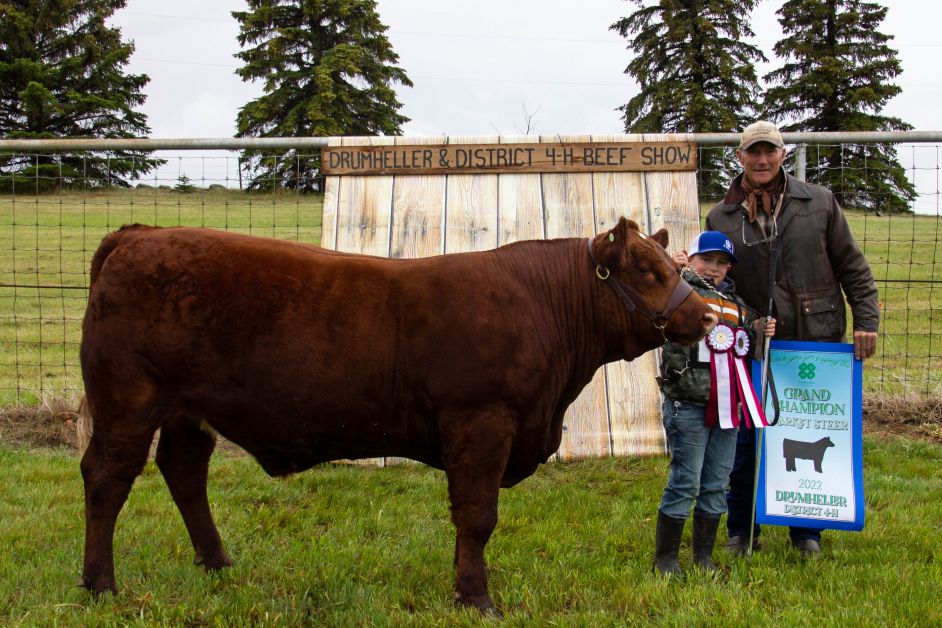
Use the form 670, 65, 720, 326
705, 120, 879, 557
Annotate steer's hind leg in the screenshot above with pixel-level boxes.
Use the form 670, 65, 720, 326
80, 404, 158, 596
441, 411, 514, 614
155, 416, 232, 571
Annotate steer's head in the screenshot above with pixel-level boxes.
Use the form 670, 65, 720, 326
590, 217, 717, 356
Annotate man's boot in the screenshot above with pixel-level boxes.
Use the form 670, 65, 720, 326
653, 511, 686, 577
726, 534, 761, 555
692, 511, 721, 571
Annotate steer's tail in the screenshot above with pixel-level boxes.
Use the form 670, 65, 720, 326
76, 395, 93, 455
80, 224, 157, 456
89, 223, 156, 287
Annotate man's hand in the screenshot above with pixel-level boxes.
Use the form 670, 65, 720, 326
763, 317, 776, 338
671, 249, 689, 268
853, 330, 878, 360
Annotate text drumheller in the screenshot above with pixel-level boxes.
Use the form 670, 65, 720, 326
321, 141, 698, 176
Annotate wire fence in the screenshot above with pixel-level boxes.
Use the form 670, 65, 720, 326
0, 134, 939, 407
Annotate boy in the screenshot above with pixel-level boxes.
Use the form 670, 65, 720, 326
653, 231, 775, 576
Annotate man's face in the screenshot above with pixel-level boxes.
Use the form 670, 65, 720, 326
736, 142, 786, 187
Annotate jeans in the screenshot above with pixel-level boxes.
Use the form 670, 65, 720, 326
726, 426, 822, 542
658, 399, 739, 520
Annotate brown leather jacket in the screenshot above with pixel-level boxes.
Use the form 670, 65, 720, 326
705, 173, 879, 341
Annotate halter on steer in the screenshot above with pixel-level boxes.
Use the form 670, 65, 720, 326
586, 238, 694, 342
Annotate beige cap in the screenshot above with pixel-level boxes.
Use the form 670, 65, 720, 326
739, 120, 785, 150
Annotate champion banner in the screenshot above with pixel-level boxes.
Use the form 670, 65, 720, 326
753, 340, 865, 531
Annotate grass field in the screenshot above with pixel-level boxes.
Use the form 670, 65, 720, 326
843, 210, 941, 396
0, 188, 323, 406
0, 189, 939, 405
1, 433, 939, 625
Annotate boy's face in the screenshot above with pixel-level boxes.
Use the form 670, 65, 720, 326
689, 251, 732, 284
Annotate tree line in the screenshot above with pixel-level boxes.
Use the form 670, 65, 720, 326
0, 0, 916, 212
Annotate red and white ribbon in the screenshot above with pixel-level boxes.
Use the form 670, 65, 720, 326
705, 324, 768, 429
733, 328, 769, 428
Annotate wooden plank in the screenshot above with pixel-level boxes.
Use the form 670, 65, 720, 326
335, 136, 394, 256
321, 140, 697, 175
622, 132, 701, 455
385, 135, 447, 466
333, 136, 394, 468
496, 135, 544, 245
643, 132, 701, 253
389, 135, 447, 259
591, 134, 664, 456
591, 134, 647, 231
320, 136, 342, 250
444, 136, 498, 254
542, 134, 611, 461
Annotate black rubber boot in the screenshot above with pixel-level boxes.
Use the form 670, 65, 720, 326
692, 511, 721, 571
653, 511, 686, 577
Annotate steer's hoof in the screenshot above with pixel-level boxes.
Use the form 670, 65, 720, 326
194, 551, 234, 571
453, 591, 502, 617
78, 575, 117, 598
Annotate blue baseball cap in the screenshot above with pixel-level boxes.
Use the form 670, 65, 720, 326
688, 231, 737, 263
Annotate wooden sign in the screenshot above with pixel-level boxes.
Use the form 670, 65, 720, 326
321, 140, 697, 175
321, 132, 702, 459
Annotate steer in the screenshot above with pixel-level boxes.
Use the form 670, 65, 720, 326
78, 217, 716, 612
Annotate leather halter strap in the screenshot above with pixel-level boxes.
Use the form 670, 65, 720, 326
586, 238, 694, 330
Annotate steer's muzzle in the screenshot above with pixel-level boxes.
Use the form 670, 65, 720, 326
664, 292, 717, 346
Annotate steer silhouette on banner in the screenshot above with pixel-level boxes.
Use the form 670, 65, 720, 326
782, 436, 835, 473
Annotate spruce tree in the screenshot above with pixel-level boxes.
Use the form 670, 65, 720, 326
0, 0, 162, 190
234, 0, 412, 192
763, 0, 915, 213
611, 0, 765, 199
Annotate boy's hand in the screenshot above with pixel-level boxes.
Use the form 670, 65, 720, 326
671, 249, 689, 268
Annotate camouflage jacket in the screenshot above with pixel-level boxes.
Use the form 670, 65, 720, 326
658, 270, 758, 406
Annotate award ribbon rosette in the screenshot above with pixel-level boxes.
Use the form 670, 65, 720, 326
704, 323, 769, 429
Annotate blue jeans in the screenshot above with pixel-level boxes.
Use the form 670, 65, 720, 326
726, 426, 822, 542
658, 399, 738, 520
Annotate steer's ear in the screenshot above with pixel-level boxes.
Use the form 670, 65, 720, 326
599, 217, 635, 269
650, 228, 670, 250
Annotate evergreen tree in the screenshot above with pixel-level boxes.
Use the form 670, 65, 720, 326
0, 0, 162, 190
611, 0, 765, 198
234, 0, 412, 192
174, 174, 197, 193
763, 0, 915, 213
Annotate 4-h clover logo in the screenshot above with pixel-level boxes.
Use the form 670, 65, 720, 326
798, 363, 816, 380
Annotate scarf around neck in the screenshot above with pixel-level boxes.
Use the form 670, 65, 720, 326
741, 169, 786, 223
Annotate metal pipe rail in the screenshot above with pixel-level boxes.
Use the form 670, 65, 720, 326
1, 131, 941, 152
694, 130, 942, 145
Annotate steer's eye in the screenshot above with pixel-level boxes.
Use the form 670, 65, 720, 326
638, 264, 652, 274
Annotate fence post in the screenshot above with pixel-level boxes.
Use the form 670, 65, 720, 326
794, 143, 807, 182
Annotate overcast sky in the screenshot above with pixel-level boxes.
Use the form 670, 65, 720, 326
108, 1, 940, 137
106, 1, 941, 211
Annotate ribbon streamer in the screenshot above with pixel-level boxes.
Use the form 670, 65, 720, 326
705, 324, 769, 429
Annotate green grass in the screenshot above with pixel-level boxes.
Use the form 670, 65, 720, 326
0, 191, 938, 405
1, 435, 940, 625
0, 188, 323, 406
843, 210, 942, 395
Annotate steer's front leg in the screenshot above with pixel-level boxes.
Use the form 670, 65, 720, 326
440, 410, 513, 615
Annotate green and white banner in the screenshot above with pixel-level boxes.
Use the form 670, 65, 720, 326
754, 341, 865, 531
